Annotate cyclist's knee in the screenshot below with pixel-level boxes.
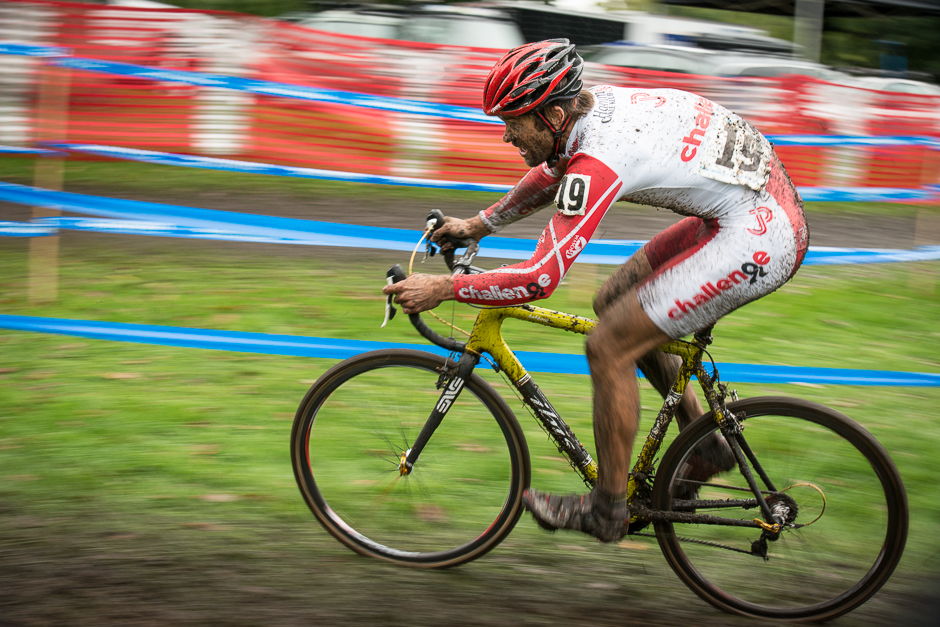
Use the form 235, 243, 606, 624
593, 252, 652, 317
589, 298, 671, 367
586, 322, 637, 368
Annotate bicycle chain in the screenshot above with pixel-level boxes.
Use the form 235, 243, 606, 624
628, 531, 761, 556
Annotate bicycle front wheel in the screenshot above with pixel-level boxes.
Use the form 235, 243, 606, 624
652, 396, 908, 622
291, 349, 531, 568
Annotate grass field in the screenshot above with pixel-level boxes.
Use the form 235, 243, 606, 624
1, 221, 938, 625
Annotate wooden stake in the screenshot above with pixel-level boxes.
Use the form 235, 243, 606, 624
27, 59, 69, 303
910, 206, 940, 294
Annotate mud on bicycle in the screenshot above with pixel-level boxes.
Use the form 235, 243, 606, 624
291, 212, 908, 622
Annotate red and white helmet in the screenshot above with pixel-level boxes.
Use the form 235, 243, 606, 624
483, 39, 583, 117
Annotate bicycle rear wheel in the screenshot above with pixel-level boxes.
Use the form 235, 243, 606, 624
291, 349, 531, 568
651, 396, 908, 621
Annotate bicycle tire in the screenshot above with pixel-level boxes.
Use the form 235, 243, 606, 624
651, 396, 908, 621
291, 349, 531, 568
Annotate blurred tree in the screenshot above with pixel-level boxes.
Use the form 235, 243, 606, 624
663, 4, 940, 80
166, 0, 308, 16
822, 16, 940, 79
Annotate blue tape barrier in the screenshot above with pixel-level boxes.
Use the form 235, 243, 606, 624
1, 182, 939, 265
1, 314, 937, 386
0, 144, 64, 156
766, 134, 940, 149
0, 42, 67, 57
798, 187, 937, 202
5, 41, 940, 147
51, 144, 513, 193
54, 56, 498, 125
0, 181, 642, 262
0, 220, 57, 236
48, 143, 939, 202
0, 42, 493, 124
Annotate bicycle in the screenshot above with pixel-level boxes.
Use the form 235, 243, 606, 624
290, 212, 908, 622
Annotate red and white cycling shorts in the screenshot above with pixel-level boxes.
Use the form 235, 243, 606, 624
636, 158, 809, 338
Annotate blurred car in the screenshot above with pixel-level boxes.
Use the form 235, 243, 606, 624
845, 76, 940, 96
582, 43, 846, 81
283, 4, 525, 50
283, 7, 401, 40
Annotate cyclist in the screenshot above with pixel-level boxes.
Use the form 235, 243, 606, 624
383, 39, 809, 542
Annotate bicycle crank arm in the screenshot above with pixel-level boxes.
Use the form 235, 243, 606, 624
400, 350, 481, 475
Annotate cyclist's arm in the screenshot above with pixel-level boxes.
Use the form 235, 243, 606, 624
454, 154, 622, 305
478, 162, 565, 234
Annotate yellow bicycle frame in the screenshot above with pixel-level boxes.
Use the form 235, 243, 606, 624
463, 303, 713, 502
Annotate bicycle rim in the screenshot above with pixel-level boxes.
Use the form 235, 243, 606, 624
291, 349, 530, 567
652, 397, 908, 621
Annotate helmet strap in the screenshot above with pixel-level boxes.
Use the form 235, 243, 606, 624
535, 108, 574, 168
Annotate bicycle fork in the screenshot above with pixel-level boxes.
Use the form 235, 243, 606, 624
398, 350, 481, 476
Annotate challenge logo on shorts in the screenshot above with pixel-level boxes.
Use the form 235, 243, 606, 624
668, 251, 771, 320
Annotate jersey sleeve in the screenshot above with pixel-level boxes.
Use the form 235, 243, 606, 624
454, 154, 623, 305
478, 163, 563, 233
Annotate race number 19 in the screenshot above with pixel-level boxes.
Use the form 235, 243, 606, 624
555, 173, 591, 216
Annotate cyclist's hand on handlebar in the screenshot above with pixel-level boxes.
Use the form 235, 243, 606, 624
382, 273, 455, 314
430, 215, 489, 252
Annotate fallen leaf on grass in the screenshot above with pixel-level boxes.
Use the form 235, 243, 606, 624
415, 504, 448, 523
181, 523, 226, 531
831, 400, 860, 408
189, 445, 219, 455
105, 533, 138, 540
456, 443, 491, 453
197, 494, 240, 502
24, 371, 55, 380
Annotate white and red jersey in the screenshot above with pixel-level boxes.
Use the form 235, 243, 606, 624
454, 85, 808, 337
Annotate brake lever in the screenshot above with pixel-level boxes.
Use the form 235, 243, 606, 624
382, 264, 406, 328
448, 241, 479, 274
422, 217, 438, 262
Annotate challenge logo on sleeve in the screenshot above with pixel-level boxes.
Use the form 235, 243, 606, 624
555, 173, 592, 216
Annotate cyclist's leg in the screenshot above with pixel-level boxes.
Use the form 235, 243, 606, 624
525, 291, 668, 542
587, 288, 671, 497
594, 218, 706, 430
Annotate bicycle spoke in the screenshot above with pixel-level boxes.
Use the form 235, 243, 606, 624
292, 350, 529, 566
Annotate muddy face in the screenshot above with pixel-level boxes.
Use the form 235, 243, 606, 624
500, 114, 555, 167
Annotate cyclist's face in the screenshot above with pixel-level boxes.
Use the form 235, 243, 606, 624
500, 114, 553, 167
